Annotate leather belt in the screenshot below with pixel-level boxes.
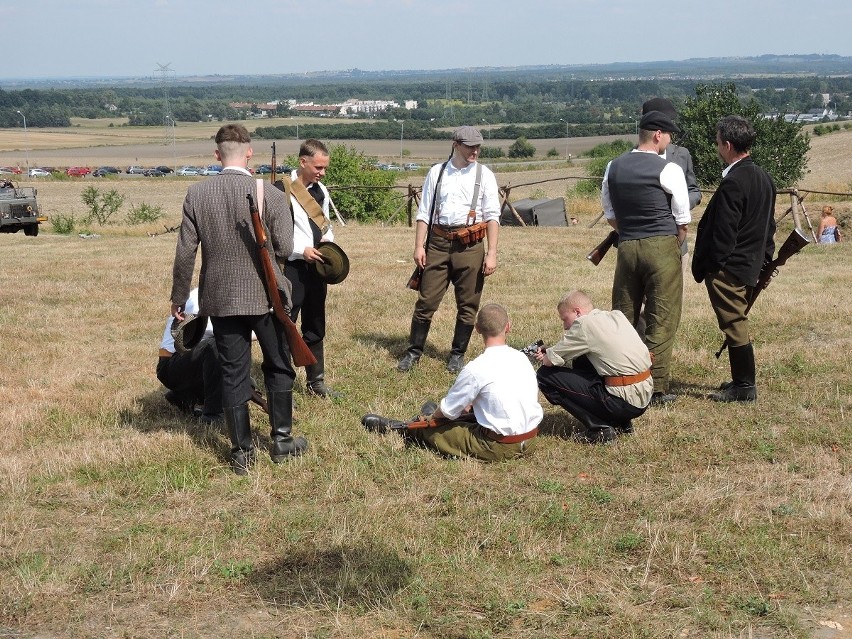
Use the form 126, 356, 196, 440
159, 348, 173, 358
431, 225, 464, 240
484, 427, 538, 444
604, 369, 651, 387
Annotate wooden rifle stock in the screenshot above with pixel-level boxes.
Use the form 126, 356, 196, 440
715, 228, 810, 358
246, 193, 317, 367
396, 411, 477, 430
587, 230, 618, 266
270, 142, 277, 184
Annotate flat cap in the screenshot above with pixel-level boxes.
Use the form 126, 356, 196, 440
641, 97, 678, 120
639, 110, 680, 134
452, 125, 484, 146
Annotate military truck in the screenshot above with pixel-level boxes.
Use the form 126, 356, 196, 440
0, 180, 46, 236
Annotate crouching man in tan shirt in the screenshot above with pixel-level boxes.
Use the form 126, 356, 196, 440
535, 290, 653, 443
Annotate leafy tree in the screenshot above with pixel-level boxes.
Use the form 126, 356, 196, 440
576, 139, 633, 195
680, 82, 810, 188
508, 136, 536, 159
323, 145, 400, 223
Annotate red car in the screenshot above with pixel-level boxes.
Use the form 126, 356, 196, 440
0, 166, 22, 175
66, 166, 91, 177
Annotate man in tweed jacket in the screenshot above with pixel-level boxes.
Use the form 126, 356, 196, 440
170, 124, 308, 474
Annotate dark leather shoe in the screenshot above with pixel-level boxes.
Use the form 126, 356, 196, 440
165, 390, 193, 413
419, 400, 438, 416
446, 353, 465, 373
650, 392, 677, 406
231, 448, 256, 475
397, 352, 420, 372
361, 414, 406, 434
270, 437, 308, 462
307, 381, 343, 399
199, 412, 223, 425
710, 384, 756, 403
580, 426, 618, 444
616, 421, 634, 434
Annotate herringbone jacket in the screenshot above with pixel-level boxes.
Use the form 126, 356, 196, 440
171, 170, 294, 317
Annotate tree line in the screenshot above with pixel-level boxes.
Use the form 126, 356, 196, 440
1, 75, 850, 129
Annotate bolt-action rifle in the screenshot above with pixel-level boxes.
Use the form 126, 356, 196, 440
715, 227, 810, 358
587, 230, 618, 266
246, 192, 317, 367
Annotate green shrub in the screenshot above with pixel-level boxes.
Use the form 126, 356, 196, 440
50, 214, 76, 235
81, 186, 125, 226
125, 202, 164, 225
479, 145, 505, 158
508, 136, 536, 159
546, 147, 560, 158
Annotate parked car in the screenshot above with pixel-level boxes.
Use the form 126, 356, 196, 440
155, 166, 174, 174
93, 166, 121, 177
384, 164, 403, 171
0, 167, 22, 175
66, 166, 91, 177
28, 168, 51, 177
126, 166, 146, 175
403, 163, 421, 171
201, 165, 222, 176
143, 168, 165, 177
177, 166, 201, 176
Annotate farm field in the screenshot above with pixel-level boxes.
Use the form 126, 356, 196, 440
0, 122, 850, 638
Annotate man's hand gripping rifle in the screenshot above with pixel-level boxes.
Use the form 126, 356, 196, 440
715, 227, 810, 358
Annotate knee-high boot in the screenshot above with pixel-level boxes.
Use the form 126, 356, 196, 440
447, 320, 475, 373
269, 390, 309, 462
397, 319, 431, 372
712, 343, 757, 402
305, 341, 342, 398
224, 404, 255, 475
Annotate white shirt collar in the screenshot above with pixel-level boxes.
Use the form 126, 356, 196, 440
223, 166, 252, 176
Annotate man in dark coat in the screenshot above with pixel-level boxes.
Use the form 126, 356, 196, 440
692, 115, 776, 402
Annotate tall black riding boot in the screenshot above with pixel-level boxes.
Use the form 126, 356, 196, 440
712, 343, 757, 402
447, 320, 475, 373
269, 390, 309, 462
305, 341, 342, 399
397, 319, 431, 372
224, 404, 255, 475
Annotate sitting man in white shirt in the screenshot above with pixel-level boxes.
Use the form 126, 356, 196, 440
363, 303, 542, 462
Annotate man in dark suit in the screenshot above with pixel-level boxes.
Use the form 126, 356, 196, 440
692, 115, 776, 402
171, 124, 308, 474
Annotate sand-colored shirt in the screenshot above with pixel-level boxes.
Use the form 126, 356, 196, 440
546, 308, 653, 408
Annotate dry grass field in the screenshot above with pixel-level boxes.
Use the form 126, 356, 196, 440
0, 122, 850, 638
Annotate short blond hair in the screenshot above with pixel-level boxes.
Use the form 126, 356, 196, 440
475, 303, 509, 337
557, 290, 594, 314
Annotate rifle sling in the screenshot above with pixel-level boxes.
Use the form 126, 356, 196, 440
289, 176, 329, 235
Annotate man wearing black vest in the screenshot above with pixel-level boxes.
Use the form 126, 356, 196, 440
692, 115, 776, 402
601, 111, 691, 404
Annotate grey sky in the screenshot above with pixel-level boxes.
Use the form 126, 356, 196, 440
5, 0, 851, 80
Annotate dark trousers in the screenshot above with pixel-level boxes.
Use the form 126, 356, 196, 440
156, 337, 223, 415
211, 313, 295, 408
414, 234, 485, 325
705, 269, 752, 348
285, 259, 327, 347
537, 357, 646, 429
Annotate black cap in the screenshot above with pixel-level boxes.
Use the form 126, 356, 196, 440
642, 97, 678, 120
639, 110, 680, 134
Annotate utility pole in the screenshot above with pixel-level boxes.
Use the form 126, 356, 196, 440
16, 110, 29, 175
